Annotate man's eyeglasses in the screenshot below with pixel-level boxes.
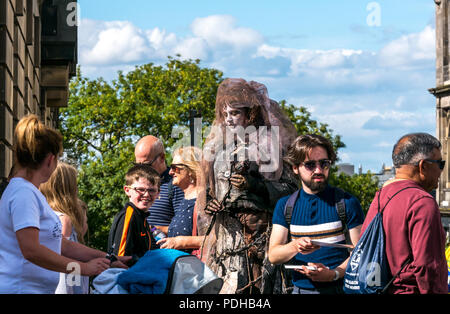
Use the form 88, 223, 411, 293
423, 159, 446, 170
126, 186, 159, 195
170, 163, 189, 173
134, 154, 160, 167
301, 159, 332, 172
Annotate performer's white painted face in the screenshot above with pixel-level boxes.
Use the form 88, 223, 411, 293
223, 105, 248, 131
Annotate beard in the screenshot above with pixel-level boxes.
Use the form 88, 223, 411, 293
301, 173, 328, 193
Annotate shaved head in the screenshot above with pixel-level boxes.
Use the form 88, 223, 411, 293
135, 136, 159, 159
134, 135, 166, 174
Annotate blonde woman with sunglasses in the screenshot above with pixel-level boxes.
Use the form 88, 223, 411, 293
157, 147, 206, 255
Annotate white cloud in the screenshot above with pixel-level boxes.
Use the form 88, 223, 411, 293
174, 37, 209, 60
145, 27, 177, 51
378, 25, 435, 68
79, 16, 435, 80
190, 15, 263, 49
362, 110, 435, 131
77, 16, 437, 173
79, 15, 265, 68
80, 20, 154, 65
320, 110, 380, 137
254, 45, 366, 77
375, 141, 394, 148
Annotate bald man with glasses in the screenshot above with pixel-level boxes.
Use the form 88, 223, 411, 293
134, 136, 185, 234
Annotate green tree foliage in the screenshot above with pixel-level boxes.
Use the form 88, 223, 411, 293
329, 171, 379, 214
280, 101, 345, 157
61, 57, 377, 250
61, 58, 223, 250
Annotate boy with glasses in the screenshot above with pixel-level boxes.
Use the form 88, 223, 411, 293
268, 134, 364, 294
107, 164, 161, 265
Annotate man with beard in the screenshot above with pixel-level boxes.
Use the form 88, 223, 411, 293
268, 134, 365, 294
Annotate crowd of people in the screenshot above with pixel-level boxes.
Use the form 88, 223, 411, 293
0, 78, 448, 294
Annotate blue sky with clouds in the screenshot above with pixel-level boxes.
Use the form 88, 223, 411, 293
76, 0, 438, 173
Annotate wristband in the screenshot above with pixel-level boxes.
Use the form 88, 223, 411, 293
332, 269, 340, 281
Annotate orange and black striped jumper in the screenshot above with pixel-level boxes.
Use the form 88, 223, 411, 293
108, 202, 158, 264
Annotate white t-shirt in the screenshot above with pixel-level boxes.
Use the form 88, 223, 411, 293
54, 212, 89, 294
0, 177, 62, 294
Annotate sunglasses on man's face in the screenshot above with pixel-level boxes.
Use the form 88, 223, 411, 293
423, 158, 446, 170
133, 154, 160, 167
301, 159, 332, 172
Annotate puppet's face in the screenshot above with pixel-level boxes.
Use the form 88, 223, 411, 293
223, 105, 248, 131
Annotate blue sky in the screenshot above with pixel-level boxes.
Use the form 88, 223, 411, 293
76, 0, 438, 173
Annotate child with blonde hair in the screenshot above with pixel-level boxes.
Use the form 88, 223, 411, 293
40, 162, 89, 293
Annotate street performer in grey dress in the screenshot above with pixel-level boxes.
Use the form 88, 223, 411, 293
199, 78, 298, 293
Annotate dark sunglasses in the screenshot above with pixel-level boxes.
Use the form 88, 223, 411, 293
423, 159, 446, 170
133, 154, 161, 167
301, 159, 332, 172
170, 163, 189, 172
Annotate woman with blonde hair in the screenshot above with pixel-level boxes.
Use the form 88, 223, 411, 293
157, 146, 206, 254
0, 114, 129, 294
40, 162, 89, 293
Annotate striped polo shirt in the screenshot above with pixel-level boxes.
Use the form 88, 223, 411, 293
147, 168, 184, 227
272, 185, 364, 289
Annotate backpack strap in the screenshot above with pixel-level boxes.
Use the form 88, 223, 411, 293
377, 186, 422, 214
380, 256, 412, 294
283, 190, 300, 241
284, 190, 300, 225
167, 180, 174, 205
334, 187, 351, 245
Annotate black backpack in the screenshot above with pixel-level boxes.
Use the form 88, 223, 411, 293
266, 187, 350, 294
284, 187, 350, 244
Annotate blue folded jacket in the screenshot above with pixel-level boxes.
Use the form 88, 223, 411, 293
92, 268, 129, 294
117, 249, 189, 294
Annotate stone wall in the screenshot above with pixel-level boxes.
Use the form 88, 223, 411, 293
0, 0, 77, 180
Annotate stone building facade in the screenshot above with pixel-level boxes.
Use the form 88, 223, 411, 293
0, 0, 77, 181
430, 1, 450, 238
430, 0, 450, 209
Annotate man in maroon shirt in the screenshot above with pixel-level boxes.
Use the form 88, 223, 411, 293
361, 133, 447, 294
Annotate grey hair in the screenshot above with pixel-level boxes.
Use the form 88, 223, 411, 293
392, 133, 441, 168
